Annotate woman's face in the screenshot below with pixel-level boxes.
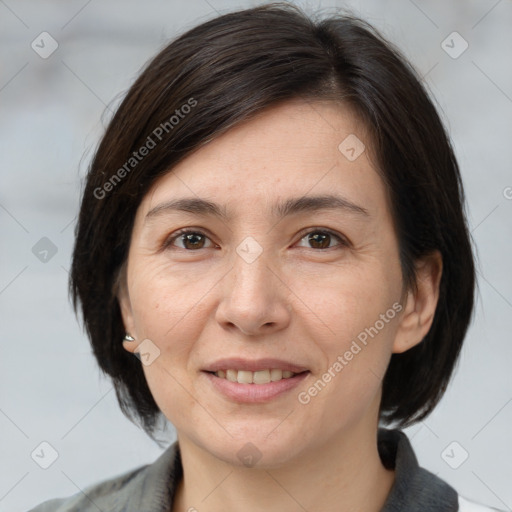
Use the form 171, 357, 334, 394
119, 99, 421, 467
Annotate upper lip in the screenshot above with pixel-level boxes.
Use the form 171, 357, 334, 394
203, 358, 309, 373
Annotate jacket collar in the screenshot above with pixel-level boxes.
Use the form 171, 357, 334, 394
125, 427, 458, 511
378, 428, 458, 511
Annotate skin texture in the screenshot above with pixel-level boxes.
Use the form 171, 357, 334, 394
118, 98, 442, 512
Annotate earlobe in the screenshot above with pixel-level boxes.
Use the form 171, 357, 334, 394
118, 298, 138, 355
392, 251, 443, 354
119, 291, 138, 355
122, 333, 138, 354
115, 264, 138, 354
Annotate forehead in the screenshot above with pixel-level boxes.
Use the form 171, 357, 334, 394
137, 99, 386, 220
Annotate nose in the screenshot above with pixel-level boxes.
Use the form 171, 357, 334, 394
215, 247, 291, 336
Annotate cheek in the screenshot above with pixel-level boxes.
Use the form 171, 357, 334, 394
300, 257, 401, 336
128, 259, 210, 341
297, 299, 400, 432
297, 256, 402, 397
129, 266, 205, 423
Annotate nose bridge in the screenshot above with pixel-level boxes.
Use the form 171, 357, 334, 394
215, 236, 290, 334
230, 239, 274, 307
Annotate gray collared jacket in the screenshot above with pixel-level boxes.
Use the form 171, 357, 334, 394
28, 428, 502, 511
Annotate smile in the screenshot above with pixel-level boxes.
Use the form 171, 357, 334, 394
212, 368, 300, 384
203, 369, 310, 403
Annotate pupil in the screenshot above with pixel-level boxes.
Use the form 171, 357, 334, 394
184, 233, 204, 249
310, 233, 329, 249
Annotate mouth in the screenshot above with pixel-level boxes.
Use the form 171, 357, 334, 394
206, 368, 307, 384
202, 369, 310, 403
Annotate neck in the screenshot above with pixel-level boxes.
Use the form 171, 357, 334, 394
172, 419, 395, 512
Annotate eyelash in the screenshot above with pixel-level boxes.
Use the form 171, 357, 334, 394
163, 227, 349, 251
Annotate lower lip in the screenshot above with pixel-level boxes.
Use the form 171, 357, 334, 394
202, 371, 310, 403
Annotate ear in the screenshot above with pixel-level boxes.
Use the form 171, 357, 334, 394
393, 251, 443, 354
115, 264, 138, 355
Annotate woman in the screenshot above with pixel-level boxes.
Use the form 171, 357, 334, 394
30, 3, 501, 511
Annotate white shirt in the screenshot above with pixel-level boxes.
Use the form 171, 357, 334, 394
459, 495, 503, 511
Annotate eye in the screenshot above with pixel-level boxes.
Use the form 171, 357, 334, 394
163, 228, 349, 251
296, 229, 348, 250
164, 229, 215, 250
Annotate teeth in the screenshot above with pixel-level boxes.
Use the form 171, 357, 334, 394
270, 369, 283, 381
237, 370, 253, 384
253, 370, 270, 384
214, 368, 300, 384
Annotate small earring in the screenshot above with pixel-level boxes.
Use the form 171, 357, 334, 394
124, 333, 135, 342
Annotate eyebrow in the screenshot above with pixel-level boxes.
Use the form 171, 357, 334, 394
144, 194, 369, 224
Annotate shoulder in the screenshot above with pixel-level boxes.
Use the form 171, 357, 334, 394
27, 441, 181, 512
377, 428, 504, 512
458, 494, 505, 511
27, 463, 150, 512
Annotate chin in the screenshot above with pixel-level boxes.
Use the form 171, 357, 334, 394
201, 428, 304, 469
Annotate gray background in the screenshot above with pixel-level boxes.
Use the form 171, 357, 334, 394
1, 0, 511, 510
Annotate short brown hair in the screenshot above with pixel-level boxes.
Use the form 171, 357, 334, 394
70, 2, 475, 440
